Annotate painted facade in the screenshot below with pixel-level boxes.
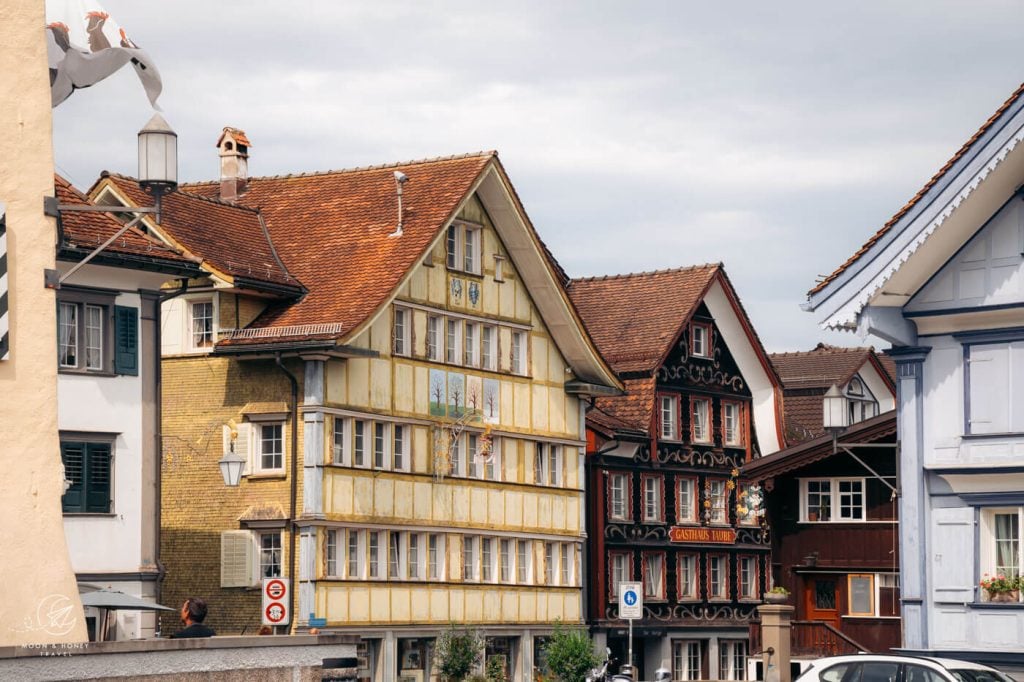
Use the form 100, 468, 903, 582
96, 147, 618, 681
805, 83, 1024, 670
0, 0, 87, 645
569, 266, 784, 680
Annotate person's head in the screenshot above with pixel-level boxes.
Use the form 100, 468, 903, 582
181, 597, 208, 625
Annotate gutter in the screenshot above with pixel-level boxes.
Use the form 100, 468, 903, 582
274, 353, 300, 634
214, 342, 379, 359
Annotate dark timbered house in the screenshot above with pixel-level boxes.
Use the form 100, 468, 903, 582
569, 264, 785, 681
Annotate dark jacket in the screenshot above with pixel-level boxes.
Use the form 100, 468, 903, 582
171, 623, 216, 638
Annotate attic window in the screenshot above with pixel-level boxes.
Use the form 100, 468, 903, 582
446, 221, 482, 276
691, 323, 711, 359
225, 142, 234, 151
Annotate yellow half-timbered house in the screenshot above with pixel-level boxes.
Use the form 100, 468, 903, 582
94, 135, 619, 681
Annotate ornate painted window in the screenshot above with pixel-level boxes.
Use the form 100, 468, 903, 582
722, 401, 743, 446
660, 395, 679, 440
690, 322, 711, 358
609, 472, 631, 521
677, 554, 698, 600
691, 397, 711, 443
677, 477, 697, 523
737, 555, 758, 600
707, 554, 728, 600
708, 479, 728, 524
642, 474, 664, 522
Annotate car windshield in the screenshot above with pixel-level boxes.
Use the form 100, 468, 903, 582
950, 670, 1013, 682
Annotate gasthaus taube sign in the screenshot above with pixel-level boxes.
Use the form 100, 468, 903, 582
669, 527, 737, 544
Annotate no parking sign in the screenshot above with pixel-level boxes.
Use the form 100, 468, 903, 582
262, 578, 291, 626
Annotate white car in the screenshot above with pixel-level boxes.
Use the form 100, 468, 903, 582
795, 655, 1014, 682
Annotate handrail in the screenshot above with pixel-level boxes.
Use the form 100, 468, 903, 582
748, 620, 869, 657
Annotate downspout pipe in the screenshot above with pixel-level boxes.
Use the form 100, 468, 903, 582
275, 352, 300, 632
153, 277, 189, 633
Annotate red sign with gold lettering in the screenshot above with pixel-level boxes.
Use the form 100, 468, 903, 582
669, 527, 736, 544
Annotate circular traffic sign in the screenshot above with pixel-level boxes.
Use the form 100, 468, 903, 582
265, 579, 286, 600
623, 590, 638, 606
265, 602, 287, 624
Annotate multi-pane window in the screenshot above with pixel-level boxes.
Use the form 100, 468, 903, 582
560, 543, 572, 586
677, 554, 697, 600
723, 402, 742, 446
511, 330, 527, 375
709, 479, 728, 524
58, 302, 79, 367
392, 307, 410, 356
428, 534, 444, 580
256, 423, 284, 472
691, 323, 710, 358
326, 529, 339, 577
259, 532, 283, 578
482, 325, 497, 370
643, 552, 665, 599
981, 508, 1023, 601
609, 473, 631, 521
373, 422, 388, 469
334, 417, 411, 472
463, 536, 478, 582
190, 300, 214, 349
332, 417, 347, 465
500, 539, 512, 582
354, 420, 367, 467
450, 433, 463, 477
673, 641, 703, 681
389, 532, 402, 579
446, 222, 482, 275
347, 529, 360, 578
427, 315, 442, 361
660, 395, 679, 440
533, 443, 562, 486
368, 531, 382, 579
643, 475, 663, 522
610, 551, 631, 600
738, 556, 757, 599
467, 433, 480, 479
84, 305, 103, 369
545, 542, 555, 585
59, 439, 113, 514
408, 534, 420, 579
446, 318, 462, 364
692, 398, 711, 443
708, 554, 727, 599
517, 540, 531, 583
802, 478, 865, 522
393, 425, 407, 471
58, 298, 116, 371
464, 322, 479, 367
719, 641, 748, 681
481, 538, 494, 582
677, 478, 696, 523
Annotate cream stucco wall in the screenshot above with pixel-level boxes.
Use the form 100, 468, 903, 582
0, 0, 87, 644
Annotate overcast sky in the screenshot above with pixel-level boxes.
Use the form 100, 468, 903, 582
51, 1, 1024, 352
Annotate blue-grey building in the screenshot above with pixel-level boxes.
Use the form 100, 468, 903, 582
804, 82, 1024, 670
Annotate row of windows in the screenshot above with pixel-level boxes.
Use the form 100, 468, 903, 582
673, 640, 748, 681
608, 474, 760, 526
659, 394, 745, 446
323, 529, 580, 586
610, 551, 762, 602
329, 416, 568, 486
801, 478, 867, 523
393, 307, 529, 376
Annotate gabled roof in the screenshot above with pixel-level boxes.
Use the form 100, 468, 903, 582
810, 82, 1024, 297
55, 175, 198, 273
770, 343, 895, 391
805, 81, 1024, 331
96, 173, 300, 292
742, 410, 896, 481
568, 264, 720, 374
592, 377, 657, 434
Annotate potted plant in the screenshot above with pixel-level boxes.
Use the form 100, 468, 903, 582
980, 574, 1020, 603
763, 586, 790, 604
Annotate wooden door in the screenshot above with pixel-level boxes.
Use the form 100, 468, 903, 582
804, 575, 841, 628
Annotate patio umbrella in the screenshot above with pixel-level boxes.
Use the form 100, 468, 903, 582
79, 590, 175, 641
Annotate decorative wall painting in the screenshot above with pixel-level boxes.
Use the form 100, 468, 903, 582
446, 372, 466, 418
483, 379, 500, 424
429, 369, 447, 417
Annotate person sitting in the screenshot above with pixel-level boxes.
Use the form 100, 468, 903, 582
171, 597, 216, 638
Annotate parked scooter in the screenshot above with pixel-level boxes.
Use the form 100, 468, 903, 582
585, 648, 640, 682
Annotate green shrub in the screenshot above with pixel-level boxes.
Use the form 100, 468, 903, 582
434, 625, 484, 681
542, 622, 601, 682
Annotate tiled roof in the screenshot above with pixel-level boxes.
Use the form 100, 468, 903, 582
780, 394, 828, 443
587, 403, 648, 438
101, 173, 299, 290
809, 81, 1024, 296
568, 264, 720, 374
55, 175, 194, 267
216, 127, 251, 148
594, 377, 656, 433
177, 153, 495, 340
770, 343, 873, 390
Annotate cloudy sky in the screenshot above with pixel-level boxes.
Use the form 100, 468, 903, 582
51, 1, 1024, 352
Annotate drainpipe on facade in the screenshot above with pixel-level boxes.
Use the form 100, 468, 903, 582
153, 278, 189, 634
275, 352, 300, 633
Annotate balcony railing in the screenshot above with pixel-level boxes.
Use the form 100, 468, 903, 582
749, 620, 867, 657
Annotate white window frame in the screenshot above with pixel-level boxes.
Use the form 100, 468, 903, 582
677, 477, 696, 524
544, 542, 555, 585
428, 533, 445, 580
691, 323, 710, 359
738, 555, 758, 600
446, 318, 462, 364
560, 542, 574, 586
673, 640, 703, 681
368, 530, 385, 579
258, 530, 283, 580
346, 529, 364, 579
511, 330, 527, 375
392, 424, 409, 472
643, 475, 664, 523
709, 479, 728, 525
723, 401, 742, 446
353, 420, 368, 468
482, 325, 497, 371
463, 535, 479, 582
800, 477, 866, 522
188, 298, 215, 351
464, 321, 479, 367
516, 539, 532, 584
677, 554, 698, 600
481, 537, 496, 583
445, 222, 483, 275
660, 395, 679, 441
708, 554, 727, 600
255, 422, 285, 473
57, 294, 115, 372
407, 532, 423, 580
326, 529, 339, 577
719, 640, 747, 681
643, 551, 666, 600
692, 398, 711, 443
392, 306, 411, 357
609, 473, 631, 521
500, 538, 513, 583
427, 315, 443, 361
609, 551, 631, 600
980, 507, 1023, 602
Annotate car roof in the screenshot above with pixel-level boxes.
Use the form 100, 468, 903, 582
811, 655, 1001, 673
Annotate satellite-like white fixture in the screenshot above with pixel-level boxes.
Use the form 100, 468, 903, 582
389, 171, 409, 238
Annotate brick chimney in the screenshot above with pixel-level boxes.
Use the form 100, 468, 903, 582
216, 127, 250, 202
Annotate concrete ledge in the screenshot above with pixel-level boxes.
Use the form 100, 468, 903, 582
0, 634, 359, 681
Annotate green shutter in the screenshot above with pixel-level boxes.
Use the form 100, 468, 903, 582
114, 305, 138, 376
85, 443, 112, 513
60, 442, 85, 513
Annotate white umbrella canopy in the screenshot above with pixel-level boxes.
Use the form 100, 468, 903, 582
79, 589, 175, 611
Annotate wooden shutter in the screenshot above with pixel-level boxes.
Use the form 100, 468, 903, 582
221, 530, 254, 587
86, 443, 112, 513
61, 442, 86, 512
932, 507, 975, 602
114, 306, 138, 376
968, 344, 1009, 433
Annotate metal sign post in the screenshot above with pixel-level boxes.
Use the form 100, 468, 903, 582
618, 581, 643, 674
